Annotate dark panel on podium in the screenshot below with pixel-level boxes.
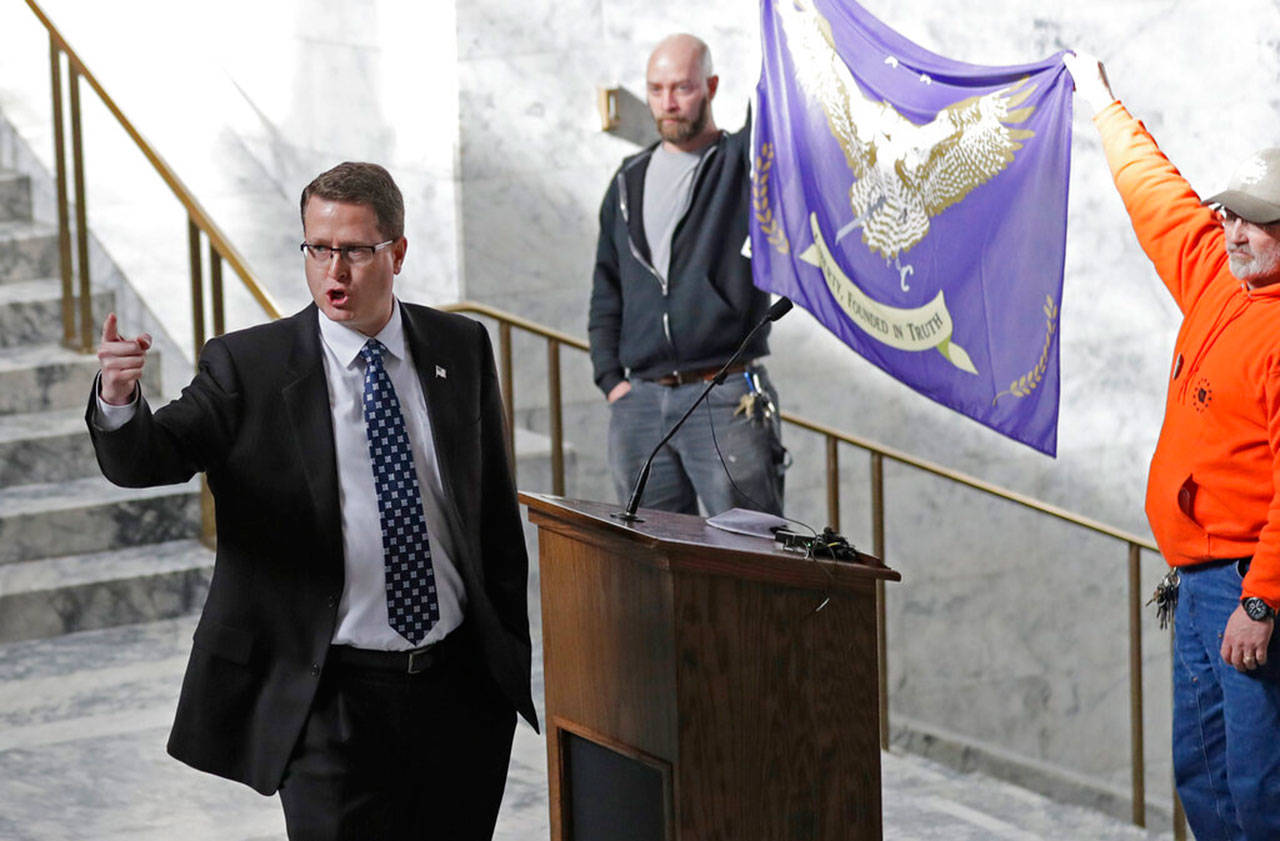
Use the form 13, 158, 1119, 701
564, 729, 668, 841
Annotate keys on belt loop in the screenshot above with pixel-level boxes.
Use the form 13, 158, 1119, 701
733, 370, 776, 426
1148, 568, 1180, 630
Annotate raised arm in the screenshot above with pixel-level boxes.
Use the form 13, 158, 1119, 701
87, 328, 241, 489
1065, 51, 1228, 313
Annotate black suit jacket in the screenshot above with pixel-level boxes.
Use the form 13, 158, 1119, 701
86, 302, 537, 795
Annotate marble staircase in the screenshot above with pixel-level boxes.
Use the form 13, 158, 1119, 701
0, 168, 209, 645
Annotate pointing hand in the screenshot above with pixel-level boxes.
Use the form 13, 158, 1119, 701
97, 312, 152, 406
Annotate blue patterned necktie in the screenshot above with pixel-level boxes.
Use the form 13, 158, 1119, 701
359, 339, 439, 644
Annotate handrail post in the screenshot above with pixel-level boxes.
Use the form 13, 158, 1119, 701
198, 477, 217, 549
826, 436, 840, 531
499, 321, 515, 477
187, 219, 214, 548
548, 338, 564, 495
209, 243, 224, 338
49, 36, 75, 350
871, 451, 888, 750
1128, 542, 1145, 826
188, 219, 204, 361
68, 63, 92, 352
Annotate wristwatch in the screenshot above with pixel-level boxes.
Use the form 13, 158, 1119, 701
1242, 597, 1276, 622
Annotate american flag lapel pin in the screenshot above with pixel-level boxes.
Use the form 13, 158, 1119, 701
435, 365, 447, 379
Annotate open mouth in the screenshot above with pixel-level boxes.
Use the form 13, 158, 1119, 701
327, 288, 349, 306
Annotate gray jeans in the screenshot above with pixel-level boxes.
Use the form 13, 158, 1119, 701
607, 365, 784, 516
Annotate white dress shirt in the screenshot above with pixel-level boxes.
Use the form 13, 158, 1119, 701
96, 299, 465, 650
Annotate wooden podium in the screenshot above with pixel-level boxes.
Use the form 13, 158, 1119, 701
521, 493, 900, 841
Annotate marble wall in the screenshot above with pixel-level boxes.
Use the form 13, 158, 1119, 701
5, 0, 1280, 821
210, 0, 463, 310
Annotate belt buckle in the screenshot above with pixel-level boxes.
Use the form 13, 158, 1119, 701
406, 646, 434, 674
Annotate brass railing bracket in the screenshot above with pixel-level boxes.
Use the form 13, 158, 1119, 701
596, 86, 620, 131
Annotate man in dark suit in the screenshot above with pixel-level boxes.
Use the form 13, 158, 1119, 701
88, 162, 537, 840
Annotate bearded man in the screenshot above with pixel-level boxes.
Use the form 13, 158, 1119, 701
1067, 51, 1280, 840
588, 33, 785, 516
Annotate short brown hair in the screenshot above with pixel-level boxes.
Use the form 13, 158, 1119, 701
300, 162, 404, 240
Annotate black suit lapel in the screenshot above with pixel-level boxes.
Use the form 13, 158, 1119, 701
401, 305, 487, 595
401, 306, 464, 507
281, 306, 342, 554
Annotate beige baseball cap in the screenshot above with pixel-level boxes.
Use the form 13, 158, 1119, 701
1203, 148, 1280, 224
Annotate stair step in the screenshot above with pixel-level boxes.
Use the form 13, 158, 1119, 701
0, 343, 159, 416
0, 278, 112, 348
0, 408, 98, 488
0, 476, 201, 565
0, 614, 194, 756
0, 171, 32, 224
0, 612, 194, 685
0, 220, 58, 285
0, 539, 211, 643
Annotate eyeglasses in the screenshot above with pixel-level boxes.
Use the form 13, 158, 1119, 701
300, 240, 395, 266
1216, 208, 1280, 230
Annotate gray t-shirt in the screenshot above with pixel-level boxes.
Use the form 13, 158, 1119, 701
643, 145, 704, 282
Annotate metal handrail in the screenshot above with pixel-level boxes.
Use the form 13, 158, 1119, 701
440, 299, 1183, 838
445, 302, 1158, 549
27, 0, 282, 358
448, 300, 586, 349
780, 409, 1159, 551
27, 0, 283, 548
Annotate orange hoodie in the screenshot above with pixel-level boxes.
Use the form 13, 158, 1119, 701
1096, 103, 1280, 609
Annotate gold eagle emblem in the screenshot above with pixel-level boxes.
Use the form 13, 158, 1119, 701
775, 0, 1036, 267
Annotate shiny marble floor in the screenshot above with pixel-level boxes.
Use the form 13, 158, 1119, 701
0, 613, 1173, 841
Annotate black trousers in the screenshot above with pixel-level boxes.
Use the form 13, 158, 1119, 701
278, 633, 517, 840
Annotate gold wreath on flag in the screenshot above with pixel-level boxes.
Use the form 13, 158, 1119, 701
993, 295, 1058, 404
754, 142, 790, 255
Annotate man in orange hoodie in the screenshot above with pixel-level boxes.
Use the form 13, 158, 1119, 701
1065, 52, 1280, 839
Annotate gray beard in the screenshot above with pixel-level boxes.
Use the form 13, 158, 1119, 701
1230, 252, 1280, 284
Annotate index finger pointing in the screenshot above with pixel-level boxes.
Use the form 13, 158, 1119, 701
101, 313, 120, 344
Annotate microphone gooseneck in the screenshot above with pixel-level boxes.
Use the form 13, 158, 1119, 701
612, 297, 793, 523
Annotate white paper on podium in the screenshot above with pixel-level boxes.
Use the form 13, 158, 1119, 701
705, 507, 789, 540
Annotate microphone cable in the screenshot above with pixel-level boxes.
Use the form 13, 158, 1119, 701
701, 395, 839, 615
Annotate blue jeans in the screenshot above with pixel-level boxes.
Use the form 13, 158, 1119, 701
1172, 559, 1280, 841
607, 366, 784, 516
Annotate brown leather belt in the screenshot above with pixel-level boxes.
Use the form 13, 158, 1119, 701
648, 363, 750, 387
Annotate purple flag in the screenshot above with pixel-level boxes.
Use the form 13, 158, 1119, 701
752, 0, 1073, 455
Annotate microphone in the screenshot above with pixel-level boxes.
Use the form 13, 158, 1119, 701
612, 297, 793, 523
764, 296, 793, 322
